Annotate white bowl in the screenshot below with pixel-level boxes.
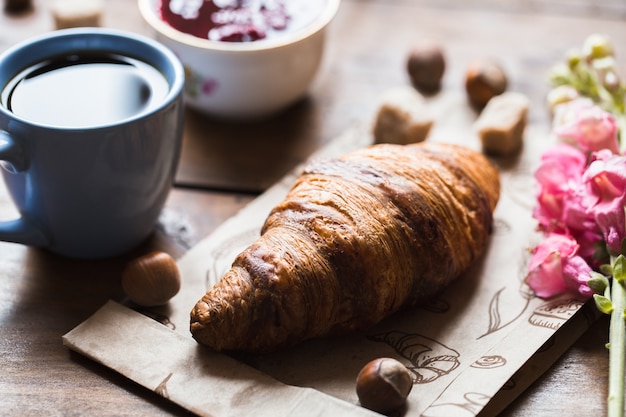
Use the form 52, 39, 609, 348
138, 0, 340, 120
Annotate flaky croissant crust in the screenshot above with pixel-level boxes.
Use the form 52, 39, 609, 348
191, 142, 500, 352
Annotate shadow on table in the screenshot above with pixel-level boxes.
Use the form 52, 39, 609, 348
176, 96, 329, 193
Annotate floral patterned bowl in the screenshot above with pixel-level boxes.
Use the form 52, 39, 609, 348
138, 0, 340, 120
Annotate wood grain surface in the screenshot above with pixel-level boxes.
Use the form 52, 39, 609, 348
1, 0, 625, 415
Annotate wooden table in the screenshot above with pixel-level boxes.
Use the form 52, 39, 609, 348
1, 0, 624, 415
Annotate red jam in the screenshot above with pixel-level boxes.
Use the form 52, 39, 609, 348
159, 0, 303, 42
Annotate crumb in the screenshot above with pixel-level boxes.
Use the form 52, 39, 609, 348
373, 86, 434, 145
474, 92, 529, 156
51, 0, 103, 29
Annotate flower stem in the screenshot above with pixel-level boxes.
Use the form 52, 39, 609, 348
617, 114, 626, 154
608, 261, 626, 417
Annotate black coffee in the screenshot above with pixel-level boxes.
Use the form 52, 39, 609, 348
0, 53, 169, 128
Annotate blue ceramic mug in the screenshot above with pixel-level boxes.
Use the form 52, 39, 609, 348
0, 28, 185, 259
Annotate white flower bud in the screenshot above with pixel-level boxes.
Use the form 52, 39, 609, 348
582, 34, 614, 61
546, 85, 579, 114
592, 56, 622, 92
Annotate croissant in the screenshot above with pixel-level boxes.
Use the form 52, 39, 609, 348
190, 142, 500, 352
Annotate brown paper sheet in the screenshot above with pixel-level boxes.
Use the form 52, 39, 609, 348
63, 300, 378, 417
63, 94, 599, 416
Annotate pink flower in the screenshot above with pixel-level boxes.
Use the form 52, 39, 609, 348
526, 233, 594, 298
533, 144, 598, 235
572, 228, 604, 267
583, 152, 626, 254
532, 144, 605, 266
553, 100, 619, 154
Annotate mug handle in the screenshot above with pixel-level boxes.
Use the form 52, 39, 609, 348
0, 130, 49, 247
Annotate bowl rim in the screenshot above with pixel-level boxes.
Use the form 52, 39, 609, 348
138, 0, 340, 52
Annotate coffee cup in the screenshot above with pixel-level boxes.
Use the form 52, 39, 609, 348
0, 28, 185, 259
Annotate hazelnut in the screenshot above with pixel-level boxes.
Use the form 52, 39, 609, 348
121, 251, 181, 307
356, 357, 413, 414
464, 59, 508, 109
4, 0, 31, 13
407, 42, 446, 93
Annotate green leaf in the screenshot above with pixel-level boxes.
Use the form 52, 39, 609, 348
601, 263, 614, 277
613, 255, 626, 284
594, 294, 614, 314
588, 272, 611, 294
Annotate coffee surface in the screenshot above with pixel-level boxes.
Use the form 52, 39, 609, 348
1, 53, 169, 128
